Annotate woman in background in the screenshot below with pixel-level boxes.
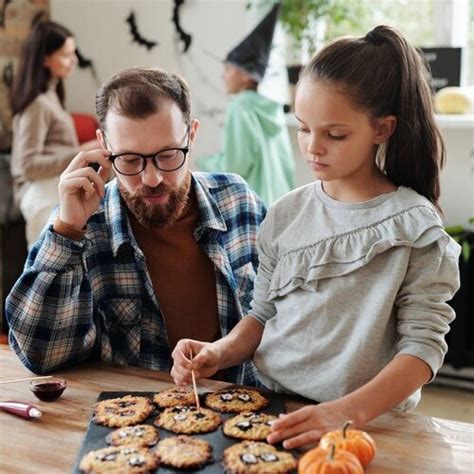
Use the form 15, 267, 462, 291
10, 19, 98, 247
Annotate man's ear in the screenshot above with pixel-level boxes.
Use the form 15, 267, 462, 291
374, 115, 397, 144
96, 129, 107, 149
189, 118, 200, 146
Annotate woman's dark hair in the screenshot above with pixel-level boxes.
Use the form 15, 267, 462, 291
10, 20, 73, 115
299, 25, 444, 210
95, 67, 192, 129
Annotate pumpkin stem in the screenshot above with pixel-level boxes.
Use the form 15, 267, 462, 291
327, 443, 336, 461
342, 420, 353, 438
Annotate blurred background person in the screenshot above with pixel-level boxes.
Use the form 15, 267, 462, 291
9, 19, 99, 247
197, 4, 294, 207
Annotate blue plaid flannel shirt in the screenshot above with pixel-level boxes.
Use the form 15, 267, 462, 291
6, 172, 266, 385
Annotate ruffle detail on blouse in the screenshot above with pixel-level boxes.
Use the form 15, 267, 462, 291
267, 205, 449, 300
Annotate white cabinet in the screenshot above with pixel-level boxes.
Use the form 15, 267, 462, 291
286, 114, 474, 226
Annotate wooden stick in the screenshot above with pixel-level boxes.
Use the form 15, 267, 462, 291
189, 349, 201, 409
0, 375, 53, 385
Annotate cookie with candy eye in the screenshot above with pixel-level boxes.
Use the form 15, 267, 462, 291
106, 424, 160, 448
222, 441, 297, 473
204, 388, 270, 413
223, 412, 278, 440
153, 405, 222, 434
79, 446, 159, 473
93, 395, 154, 428
153, 385, 197, 408
155, 435, 213, 469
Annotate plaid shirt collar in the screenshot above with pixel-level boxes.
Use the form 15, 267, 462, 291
104, 173, 228, 257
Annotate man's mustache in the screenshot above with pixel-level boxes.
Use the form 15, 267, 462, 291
138, 184, 174, 197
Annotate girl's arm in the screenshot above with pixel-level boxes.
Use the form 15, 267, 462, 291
268, 353, 431, 449
171, 316, 264, 385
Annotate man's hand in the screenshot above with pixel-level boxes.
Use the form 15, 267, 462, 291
58, 149, 112, 230
267, 400, 358, 449
171, 339, 223, 385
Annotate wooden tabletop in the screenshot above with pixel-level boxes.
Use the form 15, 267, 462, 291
0, 345, 473, 473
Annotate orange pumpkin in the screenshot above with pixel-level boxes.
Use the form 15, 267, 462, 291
319, 421, 376, 467
298, 444, 364, 474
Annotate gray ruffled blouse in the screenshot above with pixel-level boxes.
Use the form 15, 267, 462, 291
249, 181, 461, 411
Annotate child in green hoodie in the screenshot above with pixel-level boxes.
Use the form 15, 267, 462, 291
197, 5, 294, 206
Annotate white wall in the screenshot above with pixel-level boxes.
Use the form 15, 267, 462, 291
50, 0, 287, 162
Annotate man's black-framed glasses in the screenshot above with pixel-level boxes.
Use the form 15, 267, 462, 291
106, 128, 190, 176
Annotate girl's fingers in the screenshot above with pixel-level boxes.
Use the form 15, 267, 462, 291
170, 364, 192, 386
172, 345, 192, 368
192, 349, 211, 369
271, 408, 310, 431
281, 430, 322, 450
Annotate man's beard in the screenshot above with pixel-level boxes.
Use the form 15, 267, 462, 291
119, 172, 192, 228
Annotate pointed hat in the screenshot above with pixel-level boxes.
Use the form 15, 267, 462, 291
225, 3, 280, 82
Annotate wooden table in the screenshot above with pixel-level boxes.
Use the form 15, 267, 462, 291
0, 346, 473, 473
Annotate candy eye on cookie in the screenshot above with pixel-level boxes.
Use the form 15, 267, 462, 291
79, 446, 159, 472
223, 411, 278, 441
222, 440, 297, 473
153, 385, 197, 408
204, 388, 270, 413
93, 395, 154, 428
154, 404, 223, 434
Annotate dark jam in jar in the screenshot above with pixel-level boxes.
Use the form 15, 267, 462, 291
30, 380, 67, 402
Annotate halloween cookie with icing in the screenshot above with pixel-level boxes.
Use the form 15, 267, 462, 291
222, 441, 297, 473
153, 405, 222, 434
79, 446, 158, 473
93, 395, 154, 428
155, 435, 213, 469
153, 385, 196, 408
106, 424, 160, 448
223, 411, 277, 440
204, 388, 269, 413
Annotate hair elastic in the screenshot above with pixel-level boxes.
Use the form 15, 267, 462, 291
365, 30, 384, 46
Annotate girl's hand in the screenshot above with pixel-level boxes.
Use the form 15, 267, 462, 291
58, 149, 112, 230
267, 400, 358, 449
171, 339, 223, 386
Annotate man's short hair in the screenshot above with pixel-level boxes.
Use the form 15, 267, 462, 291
95, 67, 192, 129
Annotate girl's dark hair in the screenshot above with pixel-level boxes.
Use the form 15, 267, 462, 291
300, 25, 444, 209
95, 67, 192, 129
10, 20, 73, 115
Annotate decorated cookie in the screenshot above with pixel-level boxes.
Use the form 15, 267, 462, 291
155, 435, 213, 469
93, 395, 154, 428
223, 412, 278, 441
79, 446, 158, 473
204, 388, 270, 413
153, 386, 197, 408
222, 441, 297, 473
153, 405, 222, 434
106, 424, 160, 448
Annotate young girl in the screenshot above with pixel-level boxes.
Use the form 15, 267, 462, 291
171, 25, 461, 449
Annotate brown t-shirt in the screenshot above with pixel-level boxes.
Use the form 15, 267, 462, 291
130, 193, 220, 353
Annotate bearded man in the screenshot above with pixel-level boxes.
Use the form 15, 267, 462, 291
6, 67, 265, 385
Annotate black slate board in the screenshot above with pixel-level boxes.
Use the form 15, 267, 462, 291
72, 389, 296, 473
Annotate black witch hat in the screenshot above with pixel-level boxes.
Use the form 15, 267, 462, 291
225, 3, 280, 82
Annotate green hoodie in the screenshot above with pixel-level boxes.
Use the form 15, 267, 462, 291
197, 90, 294, 206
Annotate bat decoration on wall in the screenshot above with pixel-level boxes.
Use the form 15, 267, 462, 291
126, 11, 158, 51
75, 47, 100, 85
172, 0, 192, 53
